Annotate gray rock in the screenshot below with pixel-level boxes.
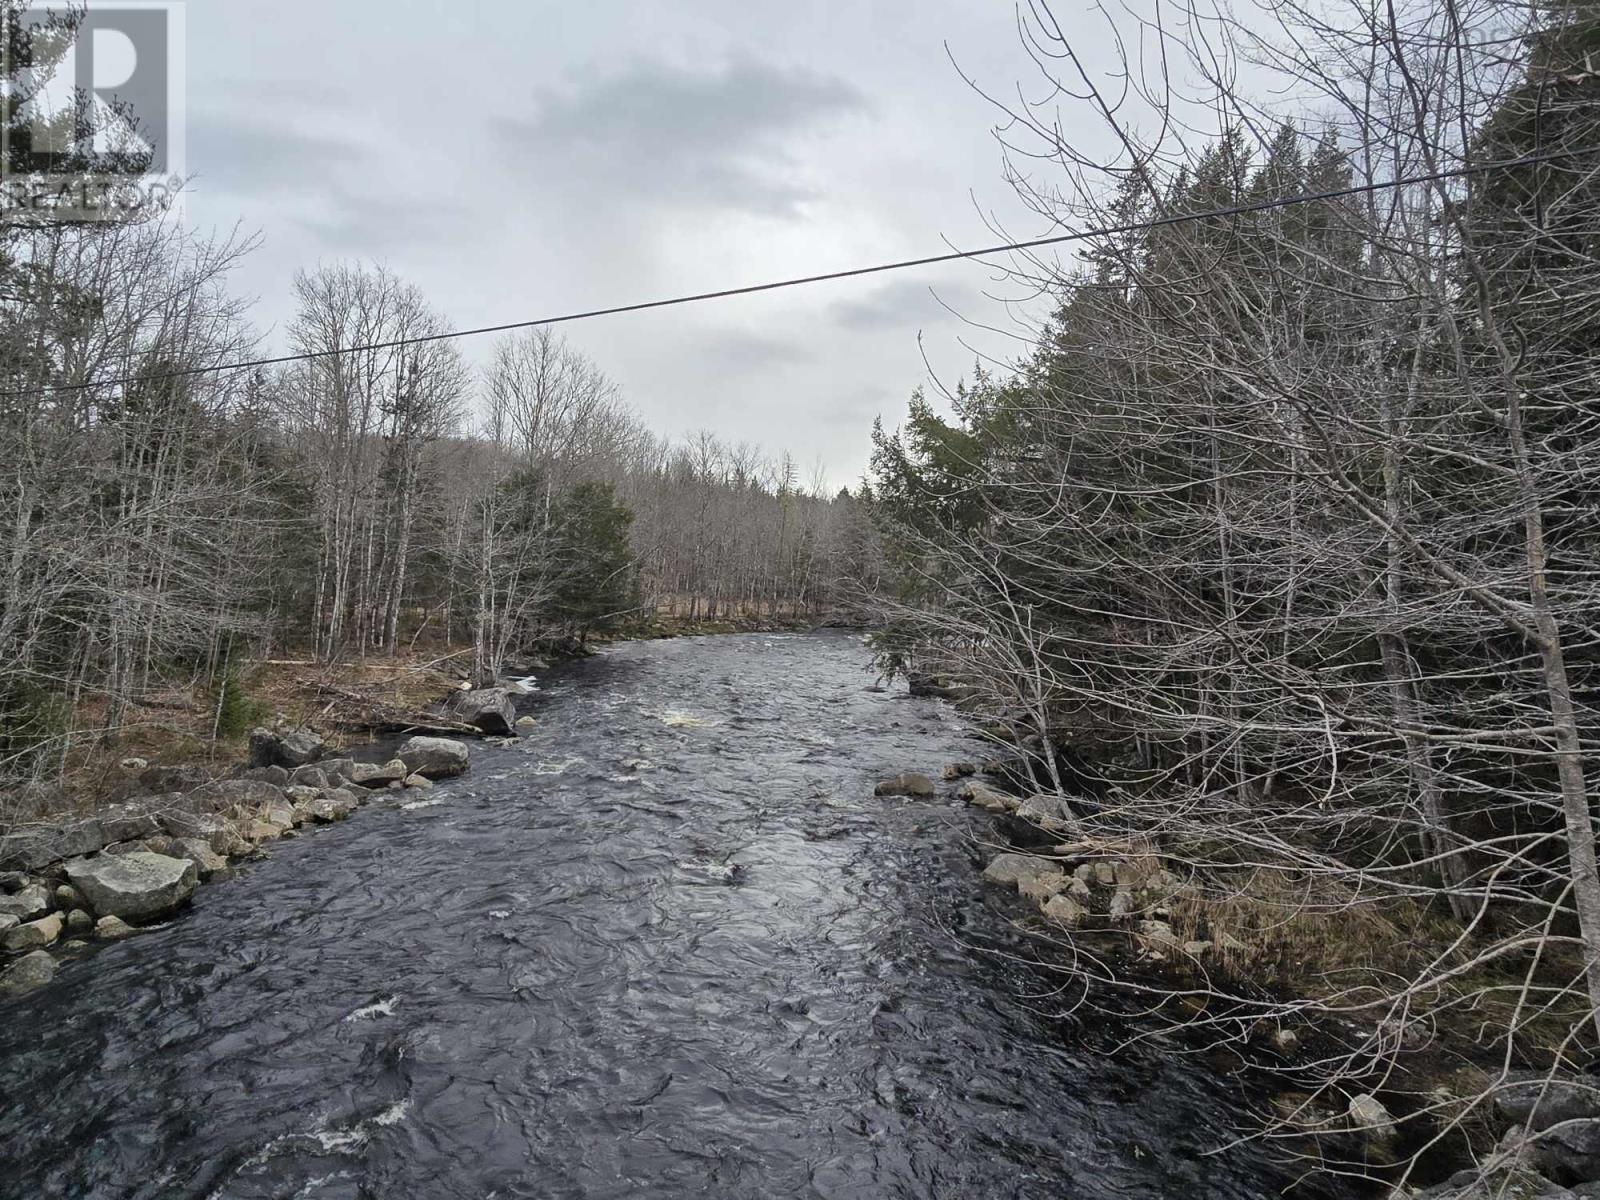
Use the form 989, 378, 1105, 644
288, 766, 330, 790
170, 838, 228, 879
1042, 894, 1088, 926
0, 914, 16, 934
1349, 1093, 1397, 1146
158, 811, 244, 857
244, 765, 291, 787
874, 773, 937, 799
64, 908, 93, 936
137, 764, 210, 793
0, 819, 109, 872
0, 950, 56, 995
403, 774, 433, 790
982, 853, 1064, 888
305, 793, 356, 823
100, 802, 163, 844
515, 716, 538, 731
1137, 919, 1180, 949
1108, 889, 1136, 920
1, 912, 62, 952
1019, 873, 1070, 902
1497, 1074, 1600, 1134
446, 687, 517, 736
348, 758, 411, 787
1016, 794, 1075, 833
258, 798, 297, 830
0, 871, 25, 893
395, 738, 469, 781
195, 778, 287, 815
94, 915, 136, 941
249, 727, 326, 769
65, 852, 198, 922
958, 780, 1020, 813
316, 758, 355, 785
0, 883, 52, 921
942, 762, 977, 781
1533, 1117, 1600, 1183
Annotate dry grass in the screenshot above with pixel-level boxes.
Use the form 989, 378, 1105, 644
34, 649, 475, 822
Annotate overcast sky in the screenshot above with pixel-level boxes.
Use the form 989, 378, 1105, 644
180, 1, 1106, 484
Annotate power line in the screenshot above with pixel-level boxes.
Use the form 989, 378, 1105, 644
8, 146, 1587, 399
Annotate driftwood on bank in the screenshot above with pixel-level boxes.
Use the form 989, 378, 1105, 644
297, 678, 482, 738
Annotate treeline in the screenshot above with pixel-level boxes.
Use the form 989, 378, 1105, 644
0, 225, 876, 789
869, 0, 1600, 1184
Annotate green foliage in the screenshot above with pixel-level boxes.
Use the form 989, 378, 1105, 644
549, 481, 638, 635
211, 667, 266, 741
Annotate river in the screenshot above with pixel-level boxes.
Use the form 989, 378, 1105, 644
0, 631, 1344, 1199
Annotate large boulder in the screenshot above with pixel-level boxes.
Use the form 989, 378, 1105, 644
396, 737, 469, 780
1498, 1075, 1600, 1134
1534, 1119, 1600, 1184
0, 819, 109, 872
0, 950, 57, 996
445, 688, 517, 736
248, 727, 326, 770
65, 852, 198, 922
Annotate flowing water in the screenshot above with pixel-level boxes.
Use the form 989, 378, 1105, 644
0, 632, 1346, 1199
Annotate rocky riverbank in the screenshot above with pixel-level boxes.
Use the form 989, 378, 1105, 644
0, 680, 539, 997
876, 759, 1600, 1200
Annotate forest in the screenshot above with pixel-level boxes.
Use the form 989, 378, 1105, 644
866, 0, 1600, 1190
0, 224, 882, 805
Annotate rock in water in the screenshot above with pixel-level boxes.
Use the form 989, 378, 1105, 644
65, 852, 198, 922
874, 773, 937, 799
0, 950, 56, 995
347, 759, 409, 788
1, 912, 62, 952
248, 727, 326, 769
982, 853, 1065, 888
396, 737, 470, 780
94, 915, 136, 941
446, 688, 517, 736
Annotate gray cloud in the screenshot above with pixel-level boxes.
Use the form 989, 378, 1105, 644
828, 277, 987, 329
188, 111, 367, 194
698, 328, 816, 370
492, 59, 867, 217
